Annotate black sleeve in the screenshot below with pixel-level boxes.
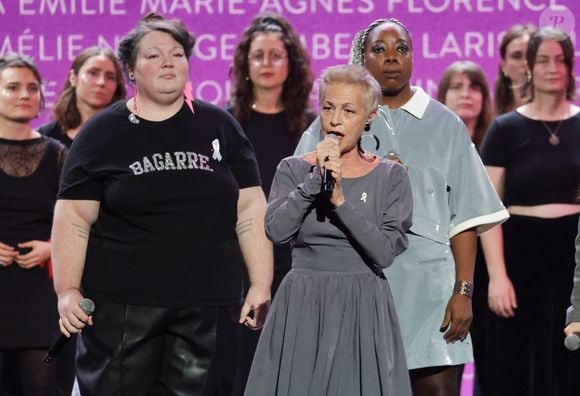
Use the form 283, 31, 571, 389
480, 116, 509, 167
224, 113, 261, 189
57, 120, 103, 201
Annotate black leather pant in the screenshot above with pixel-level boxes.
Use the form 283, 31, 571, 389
76, 300, 235, 396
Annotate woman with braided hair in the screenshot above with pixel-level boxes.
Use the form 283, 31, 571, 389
295, 19, 508, 395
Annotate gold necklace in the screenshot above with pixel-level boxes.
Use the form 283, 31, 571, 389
541, 120, 563, 146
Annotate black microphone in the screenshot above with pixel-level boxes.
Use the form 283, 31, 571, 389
44, 298, 95, 363
322, 134, 339, 194
564, 333, 580, 351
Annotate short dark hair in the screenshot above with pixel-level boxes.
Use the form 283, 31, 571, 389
525, 27, 575, 101
0, 53, 44, 108
437, 61, 492, 150
117, 12, 196, 77
53, 46, 126, 131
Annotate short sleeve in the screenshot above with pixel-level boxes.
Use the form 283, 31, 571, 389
58, 122, 103, 201
447, 144, 509, 238
294, 117, 322, 155
481, 116, 509, 167
225, 115, 261, 189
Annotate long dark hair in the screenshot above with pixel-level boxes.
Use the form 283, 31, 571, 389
494, 24, 536, 115
525, 27, 576, 102
53, 47, 125, 131
230, 13, 313, 139
437, 61, 492, 150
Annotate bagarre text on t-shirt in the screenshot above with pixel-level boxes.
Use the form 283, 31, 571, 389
128, 151, 214, 175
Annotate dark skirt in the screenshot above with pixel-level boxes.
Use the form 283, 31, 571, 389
472, 214, 580, 396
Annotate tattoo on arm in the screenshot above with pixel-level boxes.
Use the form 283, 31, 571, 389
72, 223, 89, 240
236, 219, 253, 236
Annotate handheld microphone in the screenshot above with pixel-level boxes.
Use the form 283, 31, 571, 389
322, 134, 339, 194
564, 333, 580, 351
44, 298, 95, 363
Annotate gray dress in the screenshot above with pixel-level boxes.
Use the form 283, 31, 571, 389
244, 156, 413, 396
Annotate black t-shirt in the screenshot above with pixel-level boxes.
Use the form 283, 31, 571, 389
59, 100, 261, 307
39, 122, 74, 148
481, 111, 580, 206
226, 108, 317, 197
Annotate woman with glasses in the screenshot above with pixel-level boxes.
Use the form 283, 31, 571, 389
225, 13, 315, 394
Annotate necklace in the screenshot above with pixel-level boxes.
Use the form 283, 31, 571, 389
541, 120, 563, 146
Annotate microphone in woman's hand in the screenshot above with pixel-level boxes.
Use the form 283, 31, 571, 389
44, 298, 95, 363
564, 333, 580, 351
322, 134, 339, 194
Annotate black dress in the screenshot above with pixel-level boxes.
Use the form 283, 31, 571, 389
0, 135, 66, 348
474, 111, 580, 396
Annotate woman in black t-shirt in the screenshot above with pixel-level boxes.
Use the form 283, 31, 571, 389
478, 28, 580, 395
51, 13, 273, 395
226, 13, 316, 394
0, 54, 66, 396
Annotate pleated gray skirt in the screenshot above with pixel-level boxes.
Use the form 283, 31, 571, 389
244, 268, 412, 396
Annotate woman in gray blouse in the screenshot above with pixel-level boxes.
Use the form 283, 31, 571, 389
244, 65, 413, 395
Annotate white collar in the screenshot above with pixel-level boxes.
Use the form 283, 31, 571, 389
383, 86, 430, 120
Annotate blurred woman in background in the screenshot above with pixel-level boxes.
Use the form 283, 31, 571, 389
437, 60, 492, 151
494, 24, 536, 115
39, 46, 125, 148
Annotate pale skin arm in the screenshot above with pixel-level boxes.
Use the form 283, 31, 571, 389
480, 165, 517, 318
441, 229, 477, 343
51, 199, 100, 337
237, 186, 273, 330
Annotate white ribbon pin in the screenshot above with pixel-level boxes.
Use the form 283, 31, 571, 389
360, 192, 367, 203
212, 139, 222, 161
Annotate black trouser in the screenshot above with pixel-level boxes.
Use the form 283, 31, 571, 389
76, 301, 236, 396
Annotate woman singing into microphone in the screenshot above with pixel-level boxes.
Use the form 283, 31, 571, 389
245, 64, 413, 395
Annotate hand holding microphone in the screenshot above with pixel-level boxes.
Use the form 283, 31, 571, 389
45, 298, 95, 363
317, 133, 340, 193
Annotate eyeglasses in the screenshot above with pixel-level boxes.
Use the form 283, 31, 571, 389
248, 52, 287, 67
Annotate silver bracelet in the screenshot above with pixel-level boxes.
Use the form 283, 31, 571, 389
454, 280, 473, 298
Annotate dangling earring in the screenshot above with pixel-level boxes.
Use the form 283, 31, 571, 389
128, 91, 140, 124
526, 70, 531, 82
364, 122, 371, 132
